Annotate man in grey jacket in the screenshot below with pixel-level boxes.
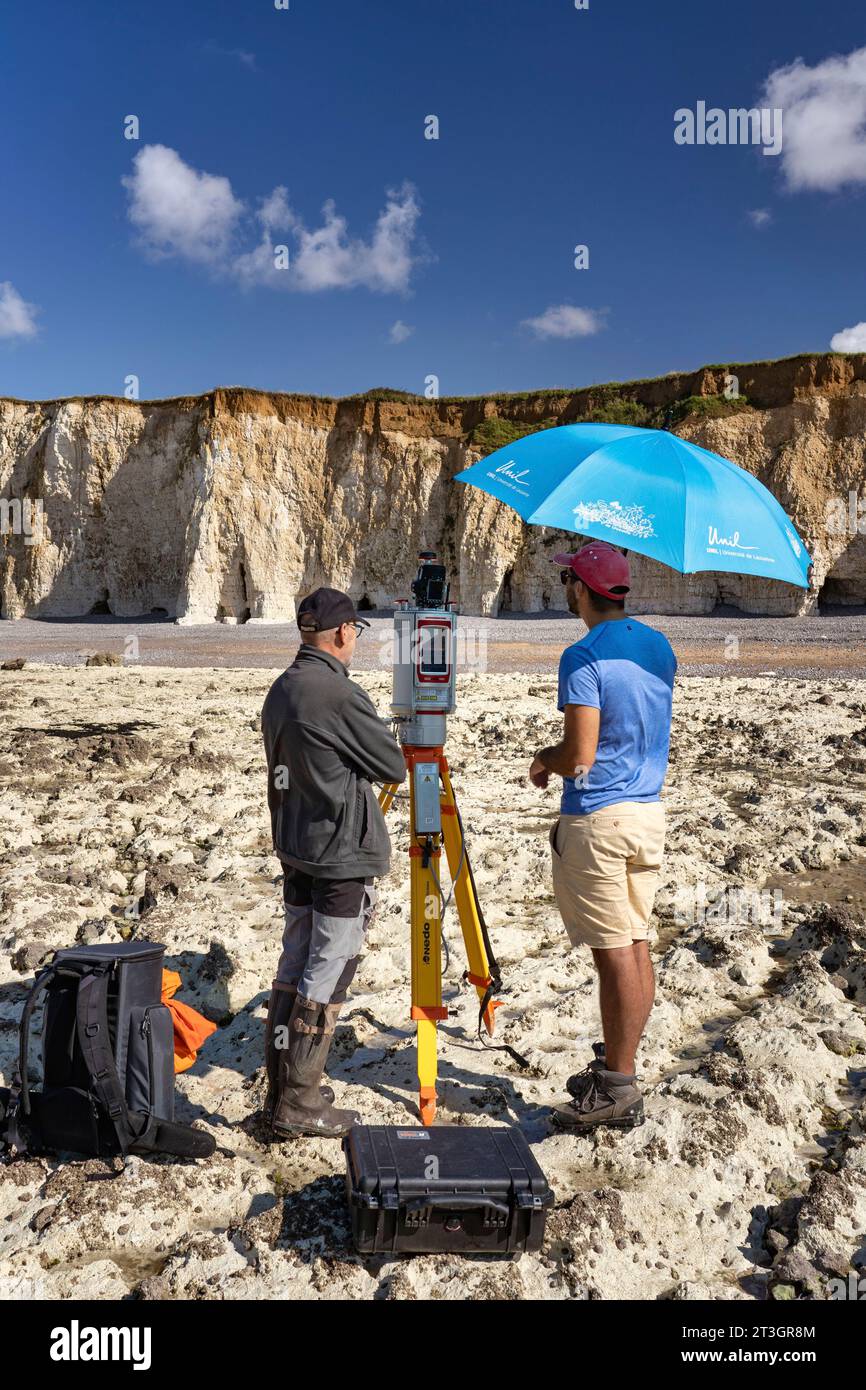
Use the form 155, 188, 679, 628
261, 587, 407, 1139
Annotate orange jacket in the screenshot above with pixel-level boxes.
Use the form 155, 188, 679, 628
161, 969, 217, 1073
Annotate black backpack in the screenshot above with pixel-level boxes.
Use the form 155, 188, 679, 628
1, 941, 214, 1161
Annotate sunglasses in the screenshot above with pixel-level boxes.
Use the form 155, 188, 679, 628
560, 569, 576, 585
300, 621, 366, 637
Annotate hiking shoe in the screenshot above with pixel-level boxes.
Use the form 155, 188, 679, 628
552, 1066, 644, 1132
565, 1041, 606, 1099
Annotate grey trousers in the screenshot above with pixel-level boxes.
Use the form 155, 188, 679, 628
276, 867, 378, 1005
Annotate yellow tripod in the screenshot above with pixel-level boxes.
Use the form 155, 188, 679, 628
379, 748, 500, 1125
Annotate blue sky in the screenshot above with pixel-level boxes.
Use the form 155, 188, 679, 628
1, 0, 865, 401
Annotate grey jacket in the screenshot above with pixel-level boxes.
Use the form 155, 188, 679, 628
261, 645, 407, 880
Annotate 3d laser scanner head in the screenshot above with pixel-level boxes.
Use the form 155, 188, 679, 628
391, 553, 457, 747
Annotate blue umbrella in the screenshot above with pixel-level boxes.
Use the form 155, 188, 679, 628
454, 423, 811, 588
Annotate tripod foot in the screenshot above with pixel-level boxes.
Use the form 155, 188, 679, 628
419, 1090, 437, 1126
483, 999, 503, 1036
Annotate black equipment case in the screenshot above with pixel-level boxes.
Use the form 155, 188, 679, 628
344, 1124, 554, 1255
0, 940, 214, 1161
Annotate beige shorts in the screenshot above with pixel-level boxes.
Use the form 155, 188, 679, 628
550, 801, 666, 951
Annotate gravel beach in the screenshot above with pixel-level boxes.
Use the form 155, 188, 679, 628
1, 610, 865, 677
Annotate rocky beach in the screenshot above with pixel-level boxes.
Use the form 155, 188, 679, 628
1, 652, 864, 1302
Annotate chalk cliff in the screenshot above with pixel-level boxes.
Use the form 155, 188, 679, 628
1, 353, 865, 620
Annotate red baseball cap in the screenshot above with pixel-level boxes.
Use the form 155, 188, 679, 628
553, 541, 630, 599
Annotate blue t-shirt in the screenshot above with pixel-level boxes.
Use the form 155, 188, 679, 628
557, 619, 677, 814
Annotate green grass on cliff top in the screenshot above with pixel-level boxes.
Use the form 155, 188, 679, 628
2, 351, 859, 409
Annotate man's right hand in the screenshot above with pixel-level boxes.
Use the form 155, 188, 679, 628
529, 755, 550, 789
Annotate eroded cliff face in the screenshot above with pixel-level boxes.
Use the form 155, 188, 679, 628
1, 355, 865, 621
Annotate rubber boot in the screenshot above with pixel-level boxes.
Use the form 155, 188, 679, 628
263, 984, 333, 1126
272, 995, 361, 1139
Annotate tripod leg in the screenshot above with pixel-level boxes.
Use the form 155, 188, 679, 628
378, 783, 400, 815
439, 757, 499, 1036
408, 758, 446, 1125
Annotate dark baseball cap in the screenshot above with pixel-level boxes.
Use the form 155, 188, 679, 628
297, 587, 370, 634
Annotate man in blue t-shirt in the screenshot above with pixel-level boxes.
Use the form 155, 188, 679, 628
528, 541, 677, 1132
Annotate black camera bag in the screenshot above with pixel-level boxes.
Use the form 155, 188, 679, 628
1, 941, 214, 1161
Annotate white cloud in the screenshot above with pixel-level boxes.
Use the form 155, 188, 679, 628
227, 48, 256, 71
259, 187, 293, 231
748, 208, 772, 227
232, 187, 297, 286
234, 183, 421, 292
762, 46, 866, 191
122, 144, 244, 264
389, 319, 414, 343
830, 321, 866, 352
125, 148, 422, 294
290, 185, 420, 293
521, 304, 604, 340
203, 40, 257, 71
0, 282, 38, 339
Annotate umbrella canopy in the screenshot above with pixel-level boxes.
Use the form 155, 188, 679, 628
454, 423, 811, 588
